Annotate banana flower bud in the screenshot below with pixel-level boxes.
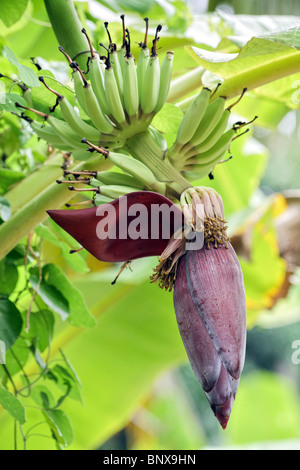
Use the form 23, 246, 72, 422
47, 187, 246, 429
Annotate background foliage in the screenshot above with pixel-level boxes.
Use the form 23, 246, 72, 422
1, 0, 300, 450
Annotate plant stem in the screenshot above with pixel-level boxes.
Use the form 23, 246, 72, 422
44, 0, 88, 69
167, 66, 204, 103
125, 131, 191, 198
6, 154, 65, 216
0, 155, 109, 261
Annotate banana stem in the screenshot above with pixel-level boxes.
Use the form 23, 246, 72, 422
125, 132, 191, 199
0, 156, 110, 261
167, 66, 204, 103
44, 0, 88, 69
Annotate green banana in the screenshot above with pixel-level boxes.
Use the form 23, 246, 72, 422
31, 121, 71, 149
123, 54, 139, 117
81, 82, 114, 133
47, 115, 88, 150
89, 56, 110, 116
154, 51, 174, 113
110, 50, 123, 101
191, 128, 235, 166
140, 54, 160, 115
137, 18, 150, 104
95, 171, 145, 188
108, 152, 157, 187
39, 76, 103, 142
190, 96, 227, 146
140, 25, 162, 115
176, 87, 211, 146
58, 47, 89, 115
99, 185, 141, 199
104, 65, 126, 125
81, 28, 110, 117
192, 108, 230, 154
137, 47, 150, 104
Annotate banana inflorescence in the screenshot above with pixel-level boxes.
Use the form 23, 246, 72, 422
31, 17, 172, 151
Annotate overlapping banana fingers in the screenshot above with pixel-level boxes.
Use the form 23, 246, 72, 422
168, 87, 256, 179
14, 17, 174, 155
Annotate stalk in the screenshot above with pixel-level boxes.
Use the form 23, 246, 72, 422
0, 156, 109, 261
125, 132, 191, 198
167, 66, 204, 102
44, 0, 88, 69
6, 154, 65, 215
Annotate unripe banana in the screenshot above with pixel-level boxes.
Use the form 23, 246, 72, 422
81, 28, 110, 116
193, 108, 230, 153
110, 50, 123, 101
81, 82, 114, 133
95, 171, 144, 188
190, 96, 226, 147
140, 54, 160, 115
58, 47, 89, 116
194, 128, 235, 165
137, 47, 150, 103
46, 116, 88, 150
108, 152, 157, 187
123, 55, 139, 117
99, 185, 141, 199
154, 51, 174, 113
89, 55, 110, 117
31, 121, 70, 149
176, 87, 211, 146
38, 76, 103, 142
72, 68, 89, 116
105, 66, 126, 125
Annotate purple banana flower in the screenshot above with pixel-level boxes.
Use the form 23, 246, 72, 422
47, 188, 247, 429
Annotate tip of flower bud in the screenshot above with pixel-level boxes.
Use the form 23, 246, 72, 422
211, 394, 234, 430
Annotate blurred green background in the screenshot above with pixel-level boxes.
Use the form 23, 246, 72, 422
1, 0, 300, 450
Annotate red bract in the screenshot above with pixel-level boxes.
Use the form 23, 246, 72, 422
47, 191, 183, 262
173, 244, 247, 429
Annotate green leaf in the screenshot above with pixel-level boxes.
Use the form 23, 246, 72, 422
29, 268, 69, 321
0, 299, 22, 350
0, 93, 27, 114
43, 409, 73, 447
50, 364, 82, 404
26, 310, 54, 352
59, 273, 186, 449
0, 0, 28, 27
60, 242, 89, 275
187, 28, 300, 107
42, 264, 96, 328
0, 386, 26, 424
0, 337, 29, 378
0, 259, 18, 295
0, 169, 25, 195
228, 371, 300, 443
0, 197, 11, 222
152, 103, 183, 134
31, 385, 56, 409
3, 46, 40, 88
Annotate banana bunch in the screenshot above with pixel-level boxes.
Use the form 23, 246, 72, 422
17, 17, 174, 157
167, 87, 255, 180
